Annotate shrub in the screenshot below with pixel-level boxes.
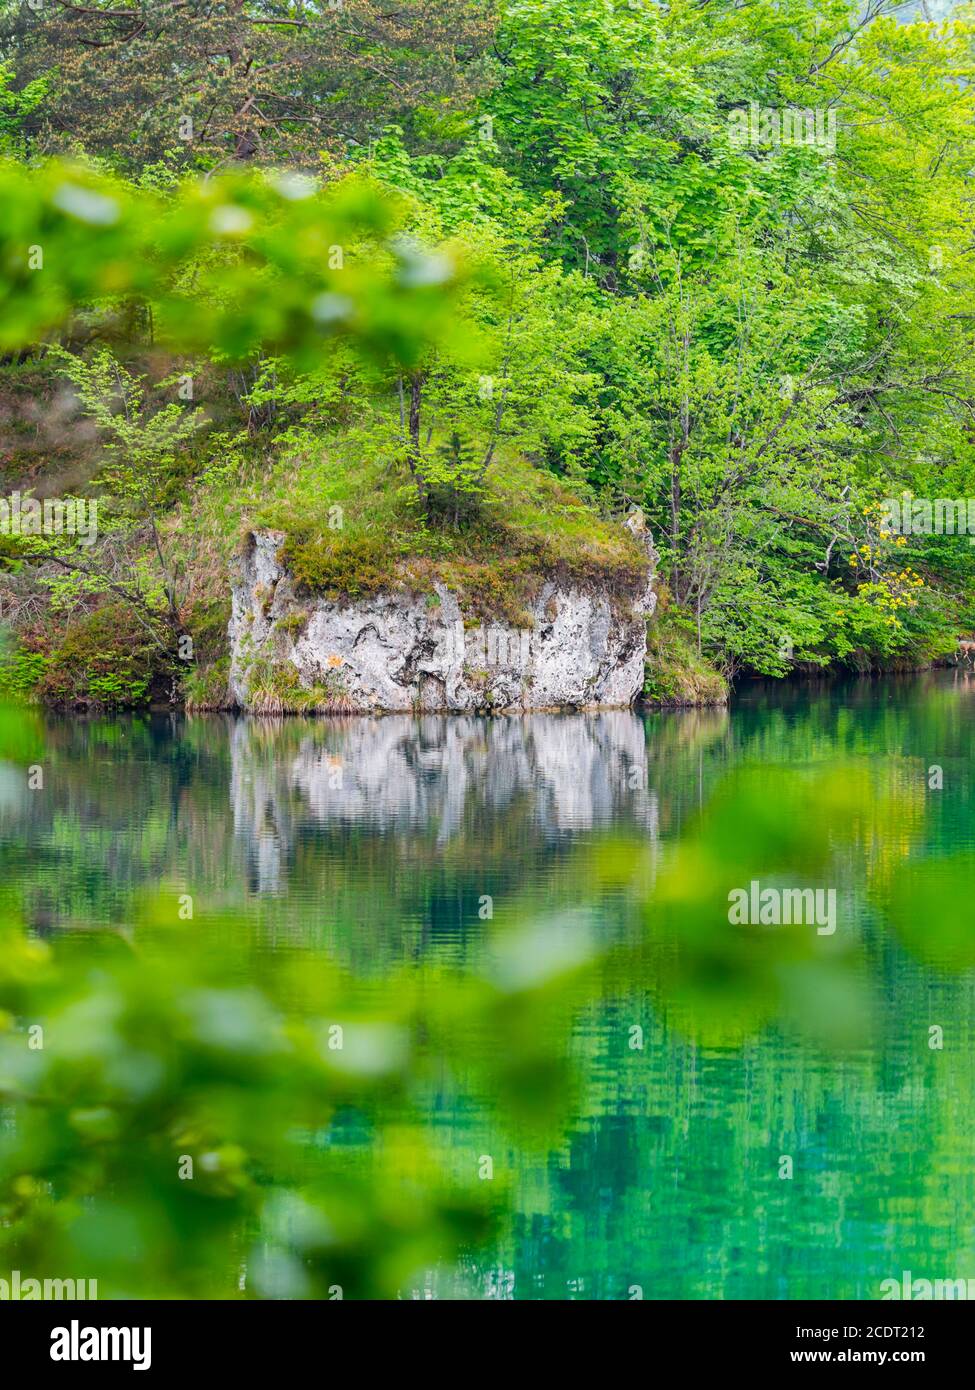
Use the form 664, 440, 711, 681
644, 603, 728, 707
34, 604, 167, 709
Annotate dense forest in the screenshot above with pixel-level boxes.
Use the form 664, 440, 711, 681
1, 0, 975, 706
3, 3, 975, 1314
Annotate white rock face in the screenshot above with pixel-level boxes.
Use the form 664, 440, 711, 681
228, 524, 656, 713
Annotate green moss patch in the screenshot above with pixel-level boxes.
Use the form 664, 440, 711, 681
268, 451, 648, 625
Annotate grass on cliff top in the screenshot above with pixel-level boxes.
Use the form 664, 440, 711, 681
643, 599, 728, 708
244, 442, 648, 625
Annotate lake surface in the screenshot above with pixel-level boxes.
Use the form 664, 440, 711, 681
4, 670, 975, 1299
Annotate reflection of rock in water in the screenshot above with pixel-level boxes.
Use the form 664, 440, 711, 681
230, 713, 658, 892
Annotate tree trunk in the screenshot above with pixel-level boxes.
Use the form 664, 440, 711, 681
407, 371, 430, 515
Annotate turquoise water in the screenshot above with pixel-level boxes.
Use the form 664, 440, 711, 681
4, 671, 975, 1298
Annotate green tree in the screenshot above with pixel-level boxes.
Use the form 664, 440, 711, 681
0, 0, 495, 172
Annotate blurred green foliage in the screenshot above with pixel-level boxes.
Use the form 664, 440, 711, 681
3, 688, 967, 1297
0, 906, 499, 1298
0, 160, 472, 370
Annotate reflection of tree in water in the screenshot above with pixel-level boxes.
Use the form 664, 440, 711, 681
0, 713, 236, 933
7, 676, 975, 951
3, 677, 975, 1298
437, 960, 975, 1300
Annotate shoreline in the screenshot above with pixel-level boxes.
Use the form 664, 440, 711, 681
29, 663, 971, 719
